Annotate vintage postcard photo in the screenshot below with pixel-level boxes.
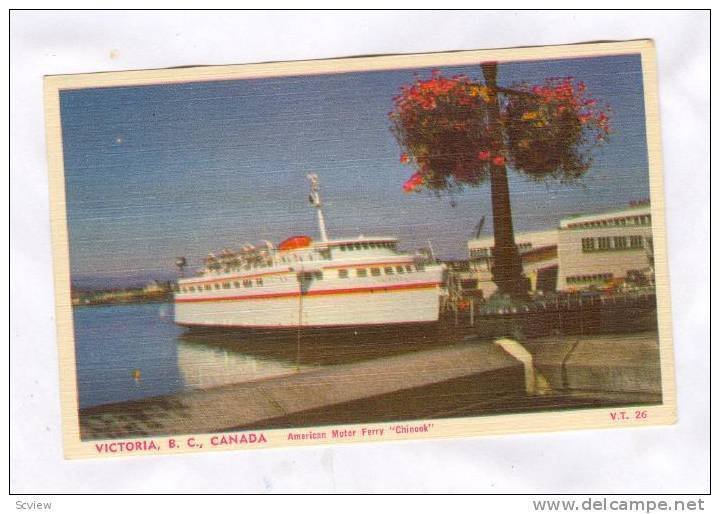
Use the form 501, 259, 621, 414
44, 40, 675, 459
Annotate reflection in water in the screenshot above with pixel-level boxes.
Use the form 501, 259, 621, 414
177, 323, 449, 369
176, 339, 313, 390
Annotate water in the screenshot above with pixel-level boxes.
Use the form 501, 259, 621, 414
73, 303, 308, 409
73, 302, 446, 409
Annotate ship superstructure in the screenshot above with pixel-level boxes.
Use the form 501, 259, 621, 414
174, 175, 445, 329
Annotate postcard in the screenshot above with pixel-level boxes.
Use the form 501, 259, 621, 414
44, 40, 675, 459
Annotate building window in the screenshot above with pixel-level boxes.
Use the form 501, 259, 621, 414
338, 269, 349, 279
614, 236, 628, 249
370, 268, 381, 276
630, 235, 644, 249
581, 238, 595, 253
356, 268, 367, 278
597, 237, 611, 251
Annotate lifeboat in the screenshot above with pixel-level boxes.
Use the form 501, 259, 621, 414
278, 235, 312, 251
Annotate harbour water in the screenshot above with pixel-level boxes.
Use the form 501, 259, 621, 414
73, 302, 449, 409
73, 303, 302, 409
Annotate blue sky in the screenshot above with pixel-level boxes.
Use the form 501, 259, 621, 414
60, 53, 648, 289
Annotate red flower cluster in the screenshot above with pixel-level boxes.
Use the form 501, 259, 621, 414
402, 172, 425, 192
390, 70, 496, 191
393, 70, 474, 112
522, 78, 612, 138
389, 70, 611, 191
505, 77, 612, 177
476, 150, 505, 166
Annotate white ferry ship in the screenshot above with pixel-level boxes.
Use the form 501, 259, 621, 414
174, 175, 445, 330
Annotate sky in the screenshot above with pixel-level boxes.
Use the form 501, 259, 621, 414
60, 53, 649, 289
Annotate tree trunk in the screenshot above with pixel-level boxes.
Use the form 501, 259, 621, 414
481, 62, 528, 299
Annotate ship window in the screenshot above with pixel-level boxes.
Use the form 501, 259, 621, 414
204, 284, 211, 291
582, 238, 595, 253
415, 263, 425, 272
314, 271, 323, 280
340, 245, 346, 251
233, 281, 240, 288
256, 278, 263, 286
356, 268, 367, 277
354, 243, 361, 250
338, 269, 349, 279
222, 282, 230, 289
189, 286, 195, 292
362, 243, 370, 250
384, 267, 394, 275
243, 280, 252, 287
370, 268, 381, 276
395, 265, 404, 274
405, 265, 413, 273
214, 283, 220, 289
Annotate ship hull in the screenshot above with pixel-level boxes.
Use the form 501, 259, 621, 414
174, 281, 442, 330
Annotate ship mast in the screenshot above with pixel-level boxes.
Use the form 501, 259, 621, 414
307, 173, 329, 242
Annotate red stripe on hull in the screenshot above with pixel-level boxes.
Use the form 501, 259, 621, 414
175, 281, 441, 303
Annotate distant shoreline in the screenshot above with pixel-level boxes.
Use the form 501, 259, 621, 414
72, 296, 171, 308
71, 281, 173, 307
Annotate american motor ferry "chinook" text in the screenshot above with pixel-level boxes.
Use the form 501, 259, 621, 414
173, 175, 445, 330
